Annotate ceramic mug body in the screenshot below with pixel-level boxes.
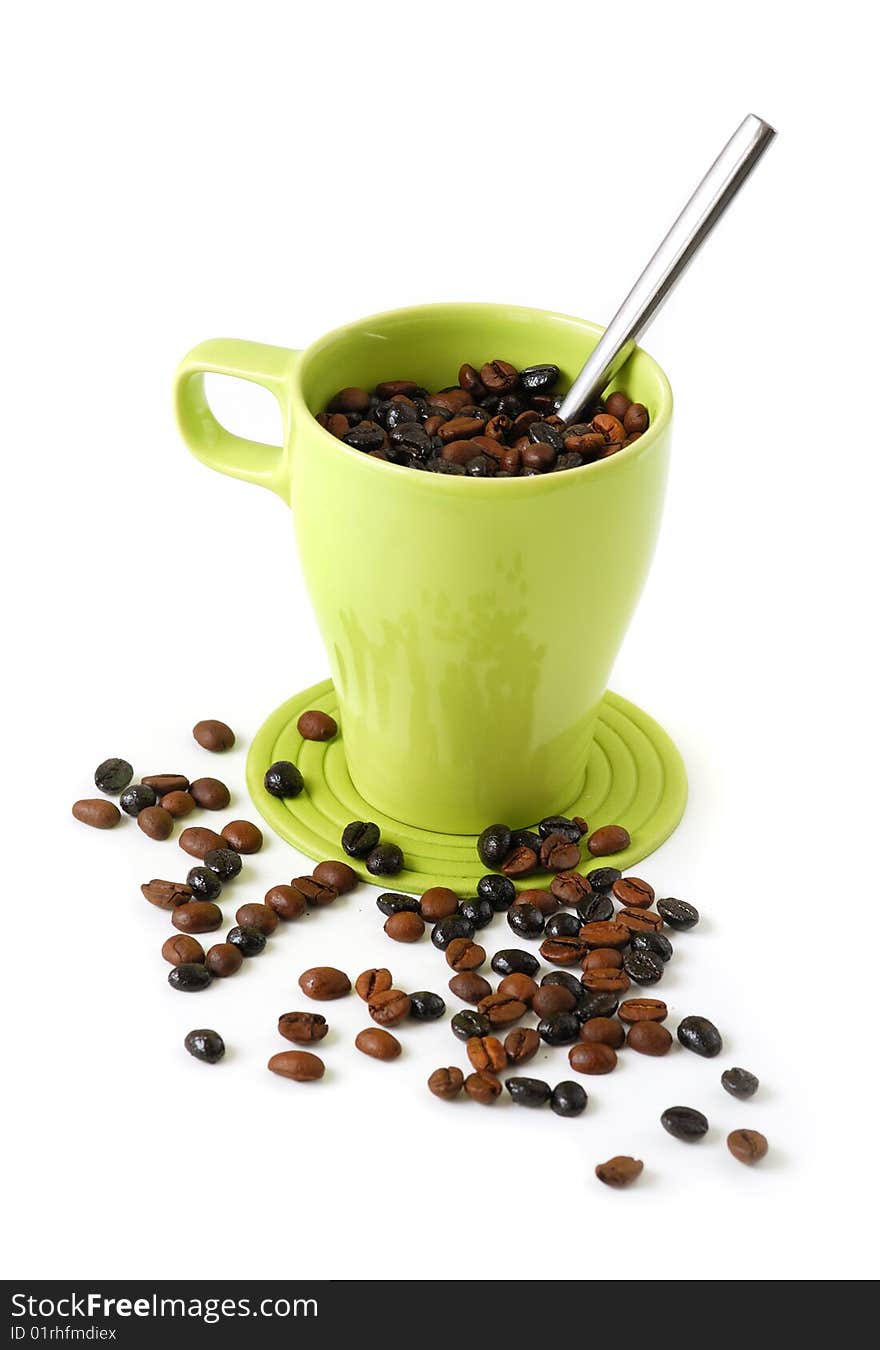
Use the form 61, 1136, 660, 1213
174, 303, 673, 832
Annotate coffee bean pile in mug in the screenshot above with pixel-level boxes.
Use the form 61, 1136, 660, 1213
72, 711, 767, 1186
316, 364, 650, 477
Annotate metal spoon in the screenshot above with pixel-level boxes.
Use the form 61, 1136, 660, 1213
558, 113, 776, 425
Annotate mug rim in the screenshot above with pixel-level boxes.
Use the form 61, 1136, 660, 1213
291, 301, 673, 491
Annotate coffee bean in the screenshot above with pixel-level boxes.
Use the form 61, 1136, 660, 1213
299, 967, 352, 1001
656, 896, 700, 930
162, 934, 204, 966
168, 963, 213, 992
498, 973, 537, 1004
586, 825, 631, 856
677, 1015, 722, 1058
477, 823, 512, 868
520, 364, 560, 392
193, 719, 235, 752
539, 832, 581, 872
264, 761, 304, 799
172, 901, 222, 934
190, 777, 231, 811
622, 950, 664, 986
661, 1106, 709, 1141
292, 877, 338, 907
507, 902, 544, 937
511, 829, 542, 854
612, 876, 655, 907
519, 888, 558, 916
428, 1066, 464, 1100
445, 938, 486, 971
204, 848, 242, 882
179, 827, 227, 859
479, 359, 518, 392
550, 872, 592, 906
595, 1156, 643, 1188
355, 968, 393, 1001
73, 798, 122, 829
296, 709, 338, 741
451, 1010, 491, 1041
312, 859, 358, 894
376, 892, 419, 917
376, 379, 422, 400
476, 874, 516, 911
579, 920, 630, 949
408, 991, 446, 1021
531, 985, 576, 1018
328, 386, 371, 414
161, 790, 195, 818
544, 912, 582, 939
465, 1036, 506, 1074
464, 1070, 502, 1103
721, 1066, 759, 1099
355, 1027, 401, 1061
506, 1077, 551, 1108
586, 867, 621, 891
605, 392, 631, 420
628, 1021, 672, 1056
569, 1042, 618, 1074
618, 998, 668, 1023
119, 783, 157, 816
623, 402, 649, 434
575, 894, 615, 924
583, 947, 624, 970
541, 970, 584, 999
478, 992, 526, 1027
550, 1080, 588, 1117
368, 989, 411, 1026
581, 967, 630, 993
618, 907, 664, 934
234, 903, 277, 935
419, 886, 460, 921
226, 925, 266, 956
576, 991, 620, 1022
538, 1012, 581, 1046
458, 897, 494, 930
278, 1011, 328, 1043
142, 879, 193, 909
501, 846, 538, 879
727, 1129, 768, 1164
268, 1050, 325, 1081
265, 884, 307, 920
522, 442, 557, 471
491, 949, 539, 978
94, 758, 134, 793
186, 867, 222, 901
205, 942, 243, 977
220, 820, 263, 854
342, 820, 380, 858
384, 911, 425, 942
630, 931, 674, 962
366, 843, 404, 876
502, 1027, 538, 1066
539, 935, 586, 966
142, 774, 189, 796
580, 1017, 625, 1049
184, 1029, 225, 1063
431, 914, 475, 950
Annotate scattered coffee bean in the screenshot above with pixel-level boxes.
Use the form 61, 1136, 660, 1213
466, 1035, 508, 1073
408, 991, 446, 1021
506, 1077, 551, 1108
596, 1156, 643, 1188
661, 1106, 709, 1141
94, 758, 134, 794
580, 1017, 625, 1049
172, 901, 222, 934
612, 876, 655, 907
532, 985, 576, 1018
179, 826, 228, 859
478, 992, 526, 1027
445, 938, 486, 971
721, 1067, 759, 1099
119, 783, 157, 816
221, 820, 262, 853
617, 907, 664, 934
583, 947, 624, 970
296, 709, 338, 741
504, 1026, 541, 1064
519, 888, 558, 917
550, 872, 592, 906
355, 968, 393, 1001
727, 1129, 768, 1164
550, 1080, 588, 1117
168, 963, 213, 992
204, 848, 242, 882
292, 877, 338, 907
368, 989, 411, 1026
312, 859, 358, 894
491, 949, 539, 977
581, 967, 631, 994
268, 1051, 324, 1082
542, 970, 585, 999
278, 1011, 328, 1043
299, 967, 352, 1000
428, 1066, 464, 1100
341, 820, 381, 857
384, 910, 425, 942
451, 1009, 491, 1041
161, 790, 195, 818
226, 925, 266, 957
677, 1015, 723, 1058
366, 843, 404, 876
587, 825, 631, 856
507, 902, 545, 938
627, 1021, 672, 1056
205, 943, 243, 977
586, 867, 622, 891
477, 874, 516, 911
431, 914, 475, 950
576, 991, 620, 1021
618, 998, 668, 1023
190, 777, 230, 811
539, 935, 587, 966
538, 1012, 581, 1046
186, 866, 222, 901
538, 815, 581, 842
376, 892, 419, 917
501, 846, 538, 878
73, 798, 121, 829
630, 931, 674, 963
264, 761, 304, 799
622, 950, 664, 986
355, 1027, 401, 1061
539, 833, 581, 872
193, 720, 235, 752
264, 884, 307, 920
235, 903, 277, 935
162, 935, 205, 966
579, 920, 630, 949
464, 1070, 502, 1104
497, 973, 538, 1004
657, 897, 700, 930
184, 1029, 225, 1063
575, 894, 615, 924
569, 1042, 618, 1074
477, 823, 512, 868
544, 912, 582, 939
458, 896, 494, 930
142, 774, 189, 796
419, 886, 460, 921
141, 879, 193, 909
449, 972, 493, 1005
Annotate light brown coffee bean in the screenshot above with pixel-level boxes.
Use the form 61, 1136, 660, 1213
298, 967, 352, 1000
423, 414, 446, 437
569, 1042, 618, 1075
580, 1017, 625, 1049
439, 415, 486, 443
296, 710, 338, 741
278, 1011, 328, 1043
179, 826, 227, 859
193, 719, 235, 752
584, 947, 624, 970
550, 871, 592, 906
587, 824, 631, 856
623, 402, 649, 435
172, 901, 222, 934
595, 1155, 643, 1188
355, 1027, 401, 1061
445, 938, 486, 971
618, 998, 668, 1023
479, 359, 518, 392
497, 973, 538, 1004
384, 911, 425, 943
368, 989, 411, 1027
627, 1021, 672, 1056
161, 790, 195, 818
221, 820, 263, 853
531, 985, 576, 1018
355, 968, 393, 1001
419, 886, 460, 921
449, 972, 492, 1005
141, 879, 193, 910
328, 386, 371, 413
539, 832, 581, 872
591, 412, 626, 444
377, 379, 422, 399
190, 777, 230, 811
137, 806, 174, 840
539, 936, 587, 966
291, 877, 338, 907
264, 884, 307, 920
72, 799, 121, 829
161, 934, 205, 966
466, 1036, 508, 1073
205, 942, 243, 977
235, 903, 278, 935
312, 860, 358, 894
267, 1050, 324, 1082
617, 907, 664, 933
519, 888, 559, 916
727, 1129, 769, 1164
581, 967, 631, 994
604, 392, 632, 421
464, 1070, 502, 1103
441, 439, 481, 465
501, 846, 538, 878
504, 1026, 541, 1065
612, 876, 655, 907
457, 364, 485, 396
428, 1066, 464, 1100
429, 388, 471, 414
478, 993, 527, 1027
142, 774, 189, 795
579, 921, 631, 949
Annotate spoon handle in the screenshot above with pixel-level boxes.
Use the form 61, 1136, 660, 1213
558, 113, 777, 425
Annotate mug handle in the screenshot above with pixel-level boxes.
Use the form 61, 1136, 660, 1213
173, 338, 301, 502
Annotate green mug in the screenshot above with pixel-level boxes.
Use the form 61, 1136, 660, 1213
174, 303, 673, 834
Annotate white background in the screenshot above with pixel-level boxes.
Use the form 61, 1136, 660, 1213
2, 0, 877, 1283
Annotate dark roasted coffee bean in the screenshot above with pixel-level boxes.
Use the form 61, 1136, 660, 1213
538, 969, 580, 998
587, 825, 631, 856
94, 758, 134, 794
72, 798, 121, 829
186, 866, 222, 901
313, 859, 358, 894
464, 1071, 502, 1104
354, 968, 392, 1001
267, 1050, 325, 1081
172, 901, 222, 934
507, 902, 544, 937
452, 1010, 492, 1041
540, 832, 581, 872
569, 1042, 618, 1074
449, 972, 493, 1005
205, 943, 243, 978
184, 1029, 225, 1063
366, 842, 403, 876
554, 452, 584, 472
299, 967, 352, 1000
528, 421, 564, 451
631, 930, 674, 963
162, 935, 204, 966
342, 421, 386, 451
477, 874, 516, 911
428, 1066, 464, 1100
580, 1016, 625, 1049
477, 823, 512, 868
466, 1035, 507, 1074
677, 1015, 723, 1058
519, 363, 560, 393
538, 1012, 580, 1046
575, 894, 614, 924
329, 386, 371, 414
384, 911, 424, 942
538, 815, 581, 842
377, 892, 420, 917
657, 896, 700, 930
492, 948, 539, 977
727, 1129, 769, 1164
234, 903, 277, 935
544, 912, 582, 939
662, 1106, 709, 1141
428, 457, 466, 474
355, 1027, 402, 1061
627, 1021, 672, 1056
119, 783, 156, 816
193, 719, 235, 752
431, 914, 475, 950
203, 848, 242, 882
376, 380, 421, 400
521, 442, 556, 472
264, 761, 304, 799
721, 1066, 760, 1099
445, 938, 486, 971
221, 820, 262, 853
278, 1012, 328, 1044
458, 896, 493, 929
551, 872, 592, 906
409, 991, 446, 1021
595, 1156, 643, 1188
168, 963, 213, 992
622, 950, 664, 985
264, 884, 307, 921
341, 820, 380, 857
496, 392, 526, 418
466, 453, 496, 477
550, 1080, 587, 1117
296, 709, 338, 741
586, 867, 621, 891
618, 998, 668, 1023
226, 925, 266, 957
510, 828, 541, 854
142, 879, 193, 910
506, 1077, 551, 1108
575, 991, 620, 1022
612, 876, 655, 908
